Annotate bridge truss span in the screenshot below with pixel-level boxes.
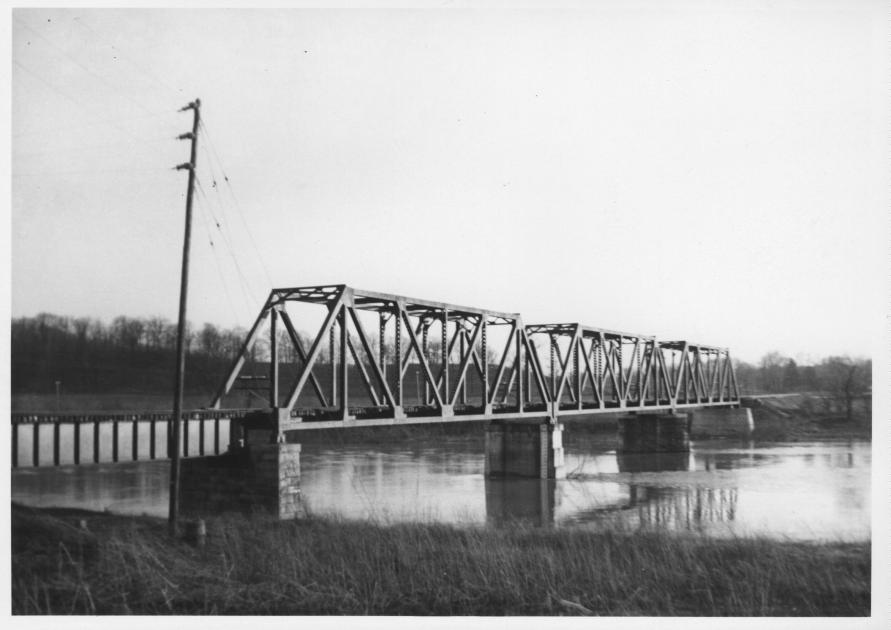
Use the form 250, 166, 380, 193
524, 324, 740, 416
211, 285, 740, 427
212, 285, 554, 424
10, 284, 742, 467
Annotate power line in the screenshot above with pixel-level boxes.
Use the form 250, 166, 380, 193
13, 167, 173, 177
199, 119, 274, 289
194, 192, 247, 325
194, 176, 263, 314
13, 109, 176, 140
15, 136, 174, 159
14, 16, 160, 118
70, 14, 185, 101
13, 58, 177, 148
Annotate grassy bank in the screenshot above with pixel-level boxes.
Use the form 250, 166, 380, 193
11, 504, 869, 616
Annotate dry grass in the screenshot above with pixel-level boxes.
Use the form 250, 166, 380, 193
11, 504, 870, 616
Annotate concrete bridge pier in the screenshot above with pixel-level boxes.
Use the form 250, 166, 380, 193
617, 413, 691, 454
689, 407, 754, 438
485, 418, 565, 480
179, 409, 303, 519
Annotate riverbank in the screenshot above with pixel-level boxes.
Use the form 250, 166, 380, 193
11, 503, 869, 616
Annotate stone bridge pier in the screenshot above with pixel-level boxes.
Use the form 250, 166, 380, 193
179, 410, 303, 520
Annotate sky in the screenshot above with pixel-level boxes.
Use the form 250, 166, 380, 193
7, 1, 890, 365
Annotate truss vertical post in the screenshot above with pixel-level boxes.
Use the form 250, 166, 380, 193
379, 312, 387, 388
459, 328, 467, 405
270, 307, 279, 407
481, 320, 488, 410
329, 324, 336, 409
395, 305, 403, 408
442, 309, 449, 403
517, 330, 525, 412
422, 322, 430, 405
339, 306, 348, 420
572, 330, 582, 409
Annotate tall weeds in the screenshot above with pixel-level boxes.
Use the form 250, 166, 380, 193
11, 505, 869, 615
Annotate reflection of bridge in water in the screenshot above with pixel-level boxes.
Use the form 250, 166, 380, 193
485, 451, 739, 531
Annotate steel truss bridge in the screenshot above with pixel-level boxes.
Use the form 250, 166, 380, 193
11, 284, 740, 467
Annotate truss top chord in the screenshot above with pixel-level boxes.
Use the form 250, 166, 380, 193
526, 322, 656, 341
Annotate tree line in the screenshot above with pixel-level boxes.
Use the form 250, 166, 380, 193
11, 313, 871, 411
733, 351, 871, 421
11, 313, 250, 395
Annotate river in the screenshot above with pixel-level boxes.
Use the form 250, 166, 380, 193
11, 428, 869, 542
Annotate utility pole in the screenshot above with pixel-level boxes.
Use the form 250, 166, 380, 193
169, 98, 201, 537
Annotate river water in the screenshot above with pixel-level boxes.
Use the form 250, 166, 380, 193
11, 431, 870, 542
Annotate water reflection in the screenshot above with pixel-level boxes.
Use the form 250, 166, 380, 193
616, 451, 691, 473
485, 479, 556, 527
10, 438, 871, 542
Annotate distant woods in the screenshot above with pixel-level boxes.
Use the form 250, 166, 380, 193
11, 313, 256, 396
11, 313, 872, 415
734, 351, 871, 422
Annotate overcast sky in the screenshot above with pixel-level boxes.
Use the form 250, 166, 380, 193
8, 2, 890, 364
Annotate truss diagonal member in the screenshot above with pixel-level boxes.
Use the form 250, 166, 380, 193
400, 318, 429, 381
278, 308, 329, 407
683, 349, 702, 402
347, 306, 395, 408
400, 309, 444, 409
602, 340, 622, 402
639, 345, 655, 402
500, 361, 518, 404
211, 294, 273, 408
709, 350, 721, 400
621, 340, 641, 403
728, 353, 740, 400
671, 343, 688, 401
656, 346, 673, 403
552, 326, 579, 405
449, 318, 482, 406
578, 337, 602, 405
347, 334, 380, 406
284, 295, 345, 412
522, 331, 550, 405
487, 322, 517, 406
693, 348, 708, 401
434, 322, 464, 390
